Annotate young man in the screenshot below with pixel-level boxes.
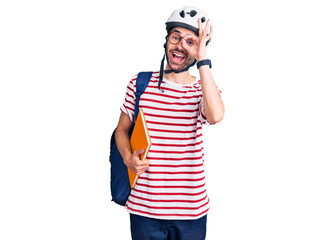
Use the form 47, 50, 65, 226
115, 6, 225, 240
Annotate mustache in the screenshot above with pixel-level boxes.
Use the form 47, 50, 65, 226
170, 48, 187, 56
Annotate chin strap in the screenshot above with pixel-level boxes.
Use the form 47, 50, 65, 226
158, 54, 166, 92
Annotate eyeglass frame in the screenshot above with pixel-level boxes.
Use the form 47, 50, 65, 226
167, 30, 198, 47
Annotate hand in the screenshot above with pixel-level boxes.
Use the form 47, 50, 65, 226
182, 18, 213, 61
124, 149, 149, 175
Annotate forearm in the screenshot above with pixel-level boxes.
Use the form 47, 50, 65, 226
115, 127, 132, 163
199, 65, 224, 124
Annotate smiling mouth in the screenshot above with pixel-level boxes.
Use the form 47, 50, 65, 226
171, 51, 185, 63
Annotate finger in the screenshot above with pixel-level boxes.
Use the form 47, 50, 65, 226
139, 162, 149, 170
134, 158, 149, 167
203, 19, 211, 39
198, 18, 203, 36
135, 162, 149, 175
142, 159, 149, 167
134, 169, 145, 175
137, 169, 146, 175
207, 25, 213, 40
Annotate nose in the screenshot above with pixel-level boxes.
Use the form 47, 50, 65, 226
173, 38, 187, 50
170, 39, 185, 51
180, 39, 187, 49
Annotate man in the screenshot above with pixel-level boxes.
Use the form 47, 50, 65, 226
115, 6, 225, 240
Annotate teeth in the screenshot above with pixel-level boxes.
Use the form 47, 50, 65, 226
173, 53, 183, 58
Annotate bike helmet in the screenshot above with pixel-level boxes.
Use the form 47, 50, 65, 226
166, 6, 209, 36
158, 6, 210, 91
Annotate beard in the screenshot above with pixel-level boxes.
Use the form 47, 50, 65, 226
166, 46, 195, 73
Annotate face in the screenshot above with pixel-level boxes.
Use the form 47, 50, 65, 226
166, 27, 197, 72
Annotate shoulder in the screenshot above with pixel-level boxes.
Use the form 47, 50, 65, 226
126, 71, 160, 93
132, 71, 160, 84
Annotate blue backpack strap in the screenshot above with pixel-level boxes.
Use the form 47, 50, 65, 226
134, 71, 153, 120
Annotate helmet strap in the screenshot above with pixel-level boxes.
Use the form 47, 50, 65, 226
158, 54, 166, 91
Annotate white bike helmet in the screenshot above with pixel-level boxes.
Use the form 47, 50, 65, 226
166, 6, 209, 36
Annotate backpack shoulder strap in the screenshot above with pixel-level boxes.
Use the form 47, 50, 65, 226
134, 71, 153, 120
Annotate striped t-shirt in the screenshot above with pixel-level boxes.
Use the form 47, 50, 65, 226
120, 71, 217, 220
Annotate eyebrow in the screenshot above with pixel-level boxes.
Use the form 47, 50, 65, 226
171, 29, 196, 38
171, 29, 182, 34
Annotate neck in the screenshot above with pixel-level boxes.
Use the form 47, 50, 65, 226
164, 66, 195, 85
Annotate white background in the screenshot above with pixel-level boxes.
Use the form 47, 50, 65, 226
1, 0, 332, 239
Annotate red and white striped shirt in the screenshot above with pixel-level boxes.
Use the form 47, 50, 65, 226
121, 71, 217, 220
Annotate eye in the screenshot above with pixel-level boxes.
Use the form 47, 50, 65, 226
172, 34, 180, 41
185, 36, 196, 46
186, 40, 194, 46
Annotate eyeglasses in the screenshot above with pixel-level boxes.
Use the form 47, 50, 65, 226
168, 32, 197, 47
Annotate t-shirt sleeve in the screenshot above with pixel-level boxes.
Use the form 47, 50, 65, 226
120, 75, 137, 123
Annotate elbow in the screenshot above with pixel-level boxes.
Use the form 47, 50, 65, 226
207, 111, 224, 125
206, 100, 225, 125
204, 102, 225, 124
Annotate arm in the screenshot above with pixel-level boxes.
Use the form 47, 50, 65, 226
184, 19, 225, 124
115, 112, 149, 175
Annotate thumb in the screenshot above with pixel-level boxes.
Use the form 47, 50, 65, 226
133, 149, 145, 156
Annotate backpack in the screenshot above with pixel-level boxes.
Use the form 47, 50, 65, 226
109, 71, 153, 206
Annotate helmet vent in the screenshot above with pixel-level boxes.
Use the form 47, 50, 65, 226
179, 10, 185, 18
188, 10, 197, 17
201, 17, 206, 23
